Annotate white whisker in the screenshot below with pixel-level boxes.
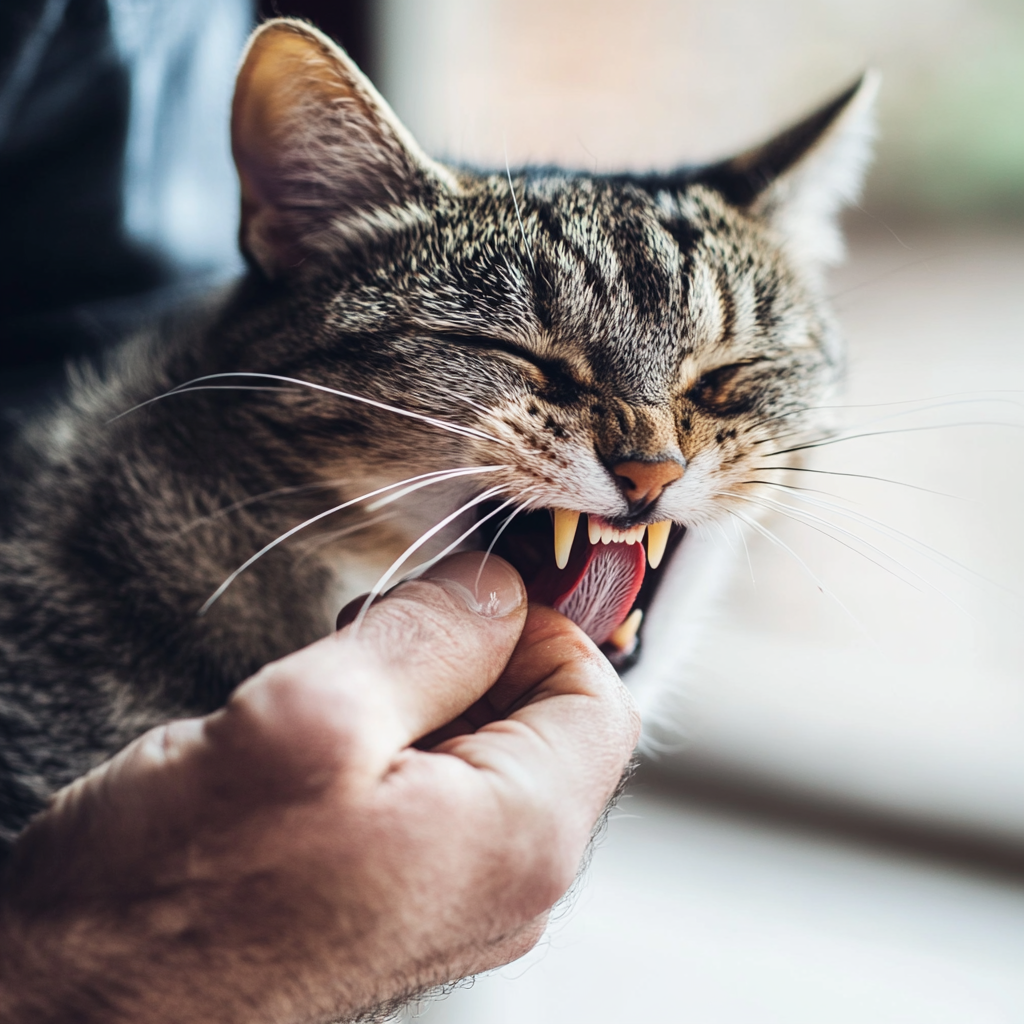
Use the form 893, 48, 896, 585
748, 465, 967, 501
733, 516, 756, 587
474, 499, 535, 592
762, 420, 1024, 459
724, 507, 871, 640
504, 140, 535, 275
410, 490, 539, 585
723, 491, 927, 595
350, 484, 510, 631
110, 372, 514, 450
178, 475, 357, 535
749, 481, 1016, 599
291, 512, 396, 566
198, 466, 506, 615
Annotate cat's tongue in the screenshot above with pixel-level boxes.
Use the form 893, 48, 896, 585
527, 533, 645, 649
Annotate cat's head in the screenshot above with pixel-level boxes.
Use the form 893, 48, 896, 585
228, 19, 877, 663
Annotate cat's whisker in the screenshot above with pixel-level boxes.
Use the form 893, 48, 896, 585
733, 515, 757, 587
109, 384, 303, 423
760, 420, 1024, 458
291, 511, 397, 566
411, 489, 541, 584
178, 476, 358, 535
198, 466, 507, 615
748, 395, 1024, 453
349, 484, 512, 632
504, 141, 535, 276
181, 466, 505, 535
708, 518, 736, 553
111, 372, 516, 451
722, 491, 976, 613
748, 465, 967, 501
724, 507, 885, 649
744, 480, 1017, 599
474, 498, 536, 592
809, 395, 1024, 422
723, 507, 870, 637
736, 477, 854, 501
806, 389, 1024, 412
364, 466, 504, 512
725, 492, 917, 590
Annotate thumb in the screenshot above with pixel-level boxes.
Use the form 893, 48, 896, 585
343, 552, 528, 745
203, 553, 528, 788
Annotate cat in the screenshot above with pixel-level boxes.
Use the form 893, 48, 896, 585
0, 17, 877, 857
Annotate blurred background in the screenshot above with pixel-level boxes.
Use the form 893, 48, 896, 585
2, 1, 1023, 1020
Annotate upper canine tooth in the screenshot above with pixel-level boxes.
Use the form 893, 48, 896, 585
646, 520, 672, 569
588, 515, 601, 545
553, 508, 580, 569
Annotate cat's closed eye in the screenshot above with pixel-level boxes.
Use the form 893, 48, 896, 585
687, 361, 764, 417
443, 334, 579, 398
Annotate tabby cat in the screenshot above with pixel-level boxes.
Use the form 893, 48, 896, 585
0, 18, 877, 856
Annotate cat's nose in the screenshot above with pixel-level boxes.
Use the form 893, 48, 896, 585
611, 459, 684, 509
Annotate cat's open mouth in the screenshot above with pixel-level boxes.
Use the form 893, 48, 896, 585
480, 506, 686, 669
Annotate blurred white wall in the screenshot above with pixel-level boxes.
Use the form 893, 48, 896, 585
376, 0, 1024, 217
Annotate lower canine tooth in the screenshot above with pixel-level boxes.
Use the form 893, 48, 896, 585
609, 609, 643, 652
646, 520, 671, 569
553, 508, 580, 569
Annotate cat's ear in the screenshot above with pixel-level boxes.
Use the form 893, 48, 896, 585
231, 18, 455, 278
695, 72, 880, 268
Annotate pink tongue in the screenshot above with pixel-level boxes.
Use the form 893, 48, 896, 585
527, 539, 645, 647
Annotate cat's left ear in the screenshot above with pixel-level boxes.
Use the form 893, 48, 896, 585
231, 18, 456, 278
695, 72, 880, 268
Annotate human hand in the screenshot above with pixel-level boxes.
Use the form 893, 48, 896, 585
0, 553, 639, 1024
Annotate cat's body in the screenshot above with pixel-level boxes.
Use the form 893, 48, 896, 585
0, 19, 876, 856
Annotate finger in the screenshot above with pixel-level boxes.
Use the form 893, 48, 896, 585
436, 605, 640, 860
207, 553, 527, 783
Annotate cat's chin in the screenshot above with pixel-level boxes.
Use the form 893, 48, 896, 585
478, 506, 686, 670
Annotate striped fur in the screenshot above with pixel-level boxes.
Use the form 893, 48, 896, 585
0, 20, 876, 853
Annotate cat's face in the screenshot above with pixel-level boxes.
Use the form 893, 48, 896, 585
228, 20, 876, 660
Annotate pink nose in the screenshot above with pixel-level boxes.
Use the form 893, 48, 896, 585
611, 460, 684, 506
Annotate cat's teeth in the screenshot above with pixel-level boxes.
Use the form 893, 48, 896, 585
646, 520, 672, 569
553, 508, 580, 569
609, 609, 643, 652
584, 518, 649, 547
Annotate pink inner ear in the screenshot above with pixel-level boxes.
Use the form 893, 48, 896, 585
230, 22, 402, 276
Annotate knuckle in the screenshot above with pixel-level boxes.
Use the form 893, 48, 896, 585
212, 661, 367, 790
492, 795, 583, 914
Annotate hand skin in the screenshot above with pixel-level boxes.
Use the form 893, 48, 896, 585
0, 553, 640, 1024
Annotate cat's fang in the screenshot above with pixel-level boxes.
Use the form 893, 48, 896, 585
608, 608, 643, 653
553, 508, 580, 569
646, 521, 672, 569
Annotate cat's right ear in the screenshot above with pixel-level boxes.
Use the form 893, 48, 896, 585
231, 19, 455, 278
692, 73, 880, 270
